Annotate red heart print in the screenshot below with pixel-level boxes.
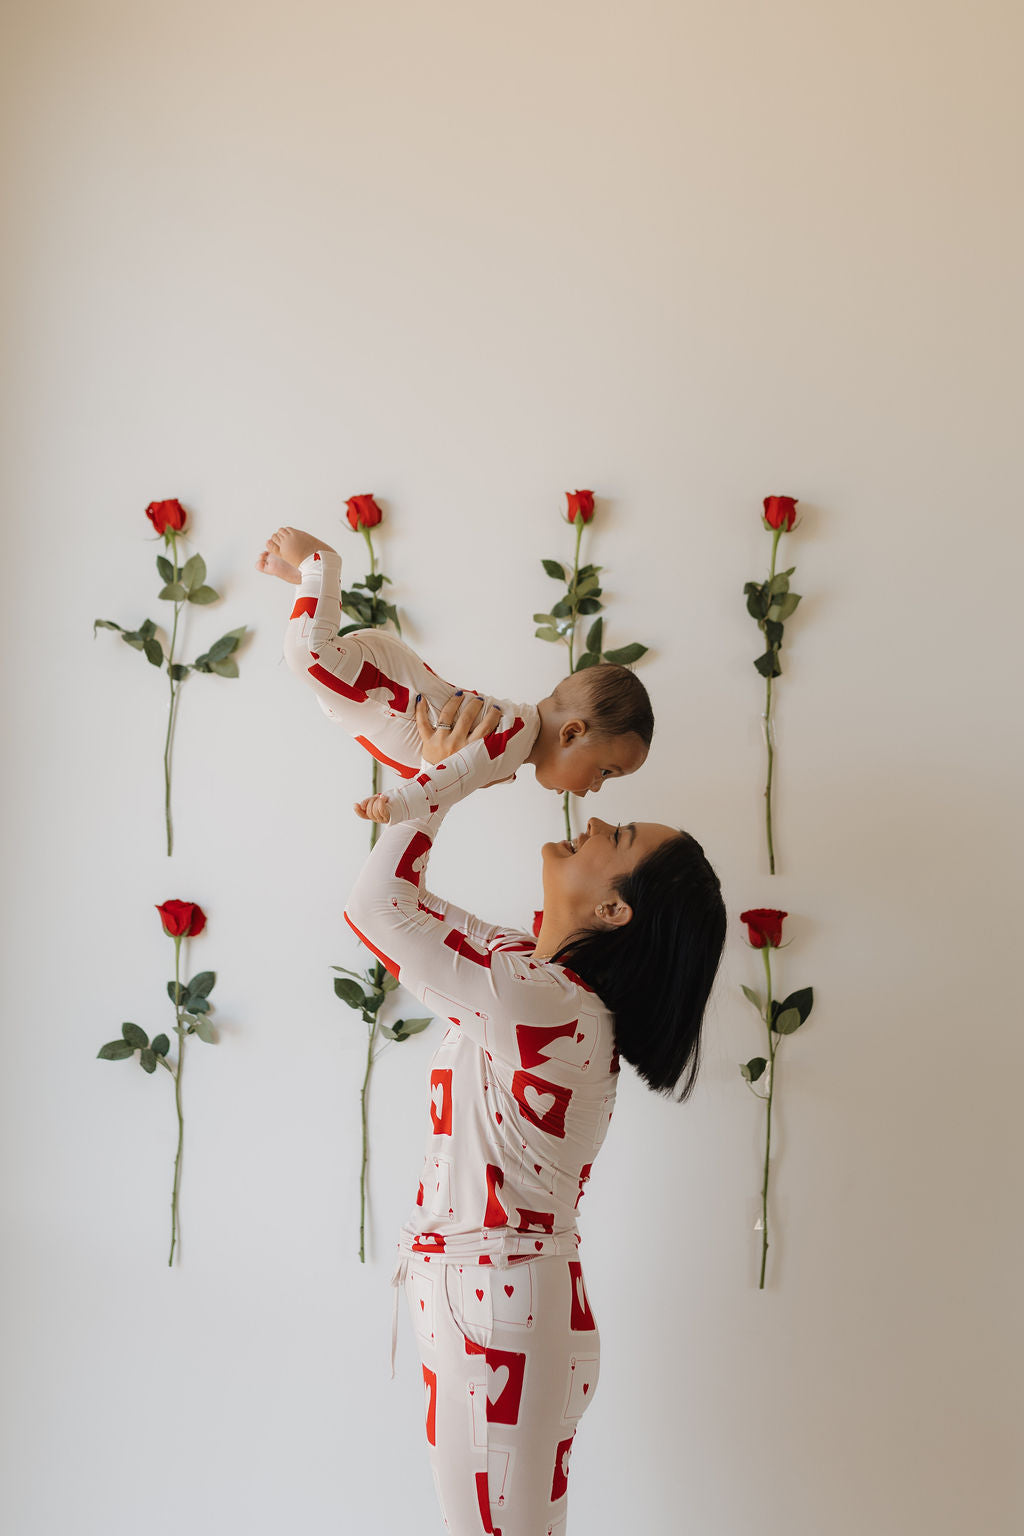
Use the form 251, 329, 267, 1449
504, 1284, 514, 1297
476, 1288, 484, 1301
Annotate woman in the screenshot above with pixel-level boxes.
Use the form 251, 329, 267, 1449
345, 694, 726, 1536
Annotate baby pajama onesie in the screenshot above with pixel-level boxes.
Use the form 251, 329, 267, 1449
284, 550, 540, 821
345, 810, 619, 1536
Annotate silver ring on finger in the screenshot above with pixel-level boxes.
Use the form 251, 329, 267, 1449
436, 723, 453, 730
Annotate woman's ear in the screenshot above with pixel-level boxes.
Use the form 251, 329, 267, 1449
595, 898, 633, 928
558, 717, 588, 747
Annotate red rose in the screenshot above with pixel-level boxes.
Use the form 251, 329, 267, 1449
739, 908, 787, 948
345, 495, 383, 531
565, 490, 595, 524
146, 499, 188, 536
156, 900, 207, 938
762, 496, 797, 532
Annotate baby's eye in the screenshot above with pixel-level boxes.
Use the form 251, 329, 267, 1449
601, 768, 614, 778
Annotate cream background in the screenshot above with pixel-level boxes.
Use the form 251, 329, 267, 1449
1, 2, 1020, 1532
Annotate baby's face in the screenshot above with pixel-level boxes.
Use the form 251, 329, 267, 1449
534, 730, 648, 798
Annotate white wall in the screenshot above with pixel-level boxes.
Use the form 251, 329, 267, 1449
2, 2, 1020, 1532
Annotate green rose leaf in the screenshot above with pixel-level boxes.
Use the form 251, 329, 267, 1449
187, 585, 219, 605
139, 1048, 157, 1074
778, 986, 814, 1023
157, 583, 187, 602
764, 619, 784, 648
534, 626, 562, 643
741, 1057, 768, 1082
586, 617, 604, 654
380, 1024, 401, 1040
769, 592, 802, 622
577, 563, 602, 579
396, 1017, 432, 1037
767, 567, 795, 594
143, 638, 165, 667
576, 597, 602, 616
380, 971, 401, 993
364, 573, 385, 592
170, 664, 190, 681
151, 1034, 170, 1057
209, 656, 239, 677
205, 634, 239, 663
542, 558, 566, 580
383, 603, 402, 633
773, 1008, 803, 1035
185, 996, 210, 1014
121, 1022, 149, 1049
98, 1040, 136, 1060
93, 619, 125, 635
191, 1017, 216, 1044
167, 981, 185, 1004
156, 555, 175, 583
603, 643, 647, 666
334, 977, 367, 1009
551, 598, 574, 619
574, 651, 601, 671
754, 650, 782, 679
182, 553, 207, 592
575, 575, 600, 599
740, 984, 763, 1011
186, 971, 216, 1000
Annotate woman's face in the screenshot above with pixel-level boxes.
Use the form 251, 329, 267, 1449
541, 816, 678, 926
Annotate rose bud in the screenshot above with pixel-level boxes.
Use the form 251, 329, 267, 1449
762, 496, 798, 532
565, 490, 595, 524
156, 900, 207, 938
345, 495, 383, 531
739, 908, 787, 949
146, 499, 188, 536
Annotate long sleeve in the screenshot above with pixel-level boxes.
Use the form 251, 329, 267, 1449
344, 813, 587, 1065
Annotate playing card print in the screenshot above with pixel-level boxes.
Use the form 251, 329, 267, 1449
409, 1268, 436, 1345
423, 1364, 437, 1446
491, 1269, 534, 1328
484, 1347, 527, 1425
483, 1164, 508, 1227
429, 1154, 455, 1218
515, 1013, 599, 1072
430, 1069, 453, 1136
567, 1262, 596, 1332
550, 1434, 575, 1501
511, 1070, 572, 1139
563, 1353, 599, 1420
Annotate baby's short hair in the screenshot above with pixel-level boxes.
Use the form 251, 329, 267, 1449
555, 664, 654, 748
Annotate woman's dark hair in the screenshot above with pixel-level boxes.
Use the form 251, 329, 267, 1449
553, 831, 726, 1099
557, 664, 654, 749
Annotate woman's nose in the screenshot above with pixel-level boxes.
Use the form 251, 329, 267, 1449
586, 817, 611, 835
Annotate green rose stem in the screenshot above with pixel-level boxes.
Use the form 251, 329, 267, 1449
168, 932, 186, 1266
163, 531, 184, 857
358, 760, 383, 1264
562, 515, 585, 840
356, 517, 382, 1263
758, 942, 777, 1289
763, 527, 782, 875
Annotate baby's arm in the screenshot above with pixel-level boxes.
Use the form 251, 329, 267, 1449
380, 696, 537, 824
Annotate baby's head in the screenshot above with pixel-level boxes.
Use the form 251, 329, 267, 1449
532, 665, 653, 797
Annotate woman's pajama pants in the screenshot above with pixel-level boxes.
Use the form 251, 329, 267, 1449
404, 1254, 600, 1536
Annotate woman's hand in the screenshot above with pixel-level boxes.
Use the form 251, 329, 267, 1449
353, 793, 392, 823
416, 692, 502, 766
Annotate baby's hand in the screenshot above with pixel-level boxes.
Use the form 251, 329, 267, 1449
353, 793, 392, 824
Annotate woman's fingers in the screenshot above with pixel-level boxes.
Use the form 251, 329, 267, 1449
415, 691, 502, 763
469, 702, 503, 742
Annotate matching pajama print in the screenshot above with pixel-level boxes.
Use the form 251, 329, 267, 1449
285, 554, 619, 1536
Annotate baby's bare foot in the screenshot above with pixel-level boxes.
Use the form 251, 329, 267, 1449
255, 549, 301, 584
267, 526, 337, 568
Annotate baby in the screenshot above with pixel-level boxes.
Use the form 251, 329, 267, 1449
258, 526, 652, 825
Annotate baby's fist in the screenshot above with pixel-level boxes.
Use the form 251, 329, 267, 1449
353, 793, 392, 824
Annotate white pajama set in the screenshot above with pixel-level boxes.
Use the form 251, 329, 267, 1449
286, 554, 619, 1536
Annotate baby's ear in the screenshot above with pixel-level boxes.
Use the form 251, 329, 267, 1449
558, 717, 588, 747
